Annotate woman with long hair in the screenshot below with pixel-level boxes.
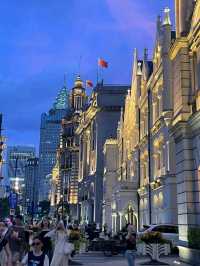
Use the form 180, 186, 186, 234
38, 217, 53, 262
45, 220, 73, 266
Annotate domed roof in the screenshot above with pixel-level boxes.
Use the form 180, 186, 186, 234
74, 75, 83, 88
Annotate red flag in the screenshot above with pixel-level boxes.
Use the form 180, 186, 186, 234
98, 58, 108, 68
86, 80, 93, 88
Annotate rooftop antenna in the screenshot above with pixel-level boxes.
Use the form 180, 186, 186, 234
78, 56, 82, 76
64, 73, 67, 87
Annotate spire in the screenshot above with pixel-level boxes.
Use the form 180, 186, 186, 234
163, 7, 171, 26
64, 73, 67, 87
131, 48, 139, 85
133, 48, 138, 76
53, 87, 69, 110
142, 48, 149, 81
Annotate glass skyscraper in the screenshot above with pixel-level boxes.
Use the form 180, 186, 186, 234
6, 145, 36, 193
38, 86, 70, 201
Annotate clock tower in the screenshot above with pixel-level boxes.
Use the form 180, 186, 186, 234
71, 75, 87, 112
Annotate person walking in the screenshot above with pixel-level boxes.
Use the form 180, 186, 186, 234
38, 217, 53, 262
124, 225, 137, 266
0, 220, 12, 266
45, 221, 73, 266
9, 215, 27, 265
21, 235, 49, 266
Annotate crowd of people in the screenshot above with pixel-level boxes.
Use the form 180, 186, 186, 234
0, 216, 77, 266
0, 215, 137, 266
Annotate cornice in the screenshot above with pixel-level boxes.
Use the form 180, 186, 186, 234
169, 37, 188, 60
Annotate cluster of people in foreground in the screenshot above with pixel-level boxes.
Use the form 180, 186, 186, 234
0, 216, 75, 266
0, 215, 137, 266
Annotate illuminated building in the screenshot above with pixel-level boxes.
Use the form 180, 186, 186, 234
103, 8, 178, 232
24, 157, 39, 216
6, 146, 35, 196
102, 2, 200, 264
169, 0, 200, 264
49, 75, 87, 220
76, 83, 129, 224
58, 75, 87, 220
38, 85, 70, 201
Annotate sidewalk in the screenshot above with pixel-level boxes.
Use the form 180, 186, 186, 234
75, 252, 191, 266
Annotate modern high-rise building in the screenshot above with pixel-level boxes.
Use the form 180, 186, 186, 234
6, 146, 36, 193
24, 157, 39, 216
38, 86, 70, 201
0, 113, 6, 199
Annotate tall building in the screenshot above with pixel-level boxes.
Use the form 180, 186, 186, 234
49, 75, 87, 220
38, 86, 70, 201
0, 113, 6, 199
102, 1, 200, 264
6, 146, 35, 194
169, 0, 200, 264
103, 9, 178, 232
76, 82, 129, 224
24, 157, 39, 216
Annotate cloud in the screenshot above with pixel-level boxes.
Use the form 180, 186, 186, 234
106, 0, 155, 37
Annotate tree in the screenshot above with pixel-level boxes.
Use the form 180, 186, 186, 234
0, 197, 9, 218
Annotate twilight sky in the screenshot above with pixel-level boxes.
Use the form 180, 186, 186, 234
0, 0, 174, 153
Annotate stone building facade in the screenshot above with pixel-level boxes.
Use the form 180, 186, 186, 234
169, 0, 200, 262
76, 83, 129, 224
103, 8, 178, 232
49, 76, 87, 221
102, 3, 200, 263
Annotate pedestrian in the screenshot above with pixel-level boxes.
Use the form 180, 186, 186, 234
38, 217, 53, 262
124, 225, 137, 266
21, 235, 49, 266
45, 220, 73, 266
9, 215, 27, 265
0, 220, 12, 266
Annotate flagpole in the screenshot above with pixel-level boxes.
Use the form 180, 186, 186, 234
97, 58, 100, 84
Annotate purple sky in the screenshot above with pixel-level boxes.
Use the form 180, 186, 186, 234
0, 0, 174, 152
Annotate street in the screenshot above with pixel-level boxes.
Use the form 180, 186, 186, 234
73, 252, 191, 266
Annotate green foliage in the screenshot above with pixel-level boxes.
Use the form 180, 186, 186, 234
188, 227, 200, 250
0, 197, 9, 218
140, 232, 170, 244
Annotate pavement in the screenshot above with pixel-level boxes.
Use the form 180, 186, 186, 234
72, 252, 191, 266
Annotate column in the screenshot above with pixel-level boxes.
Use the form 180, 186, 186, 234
171, 121, 197, 246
